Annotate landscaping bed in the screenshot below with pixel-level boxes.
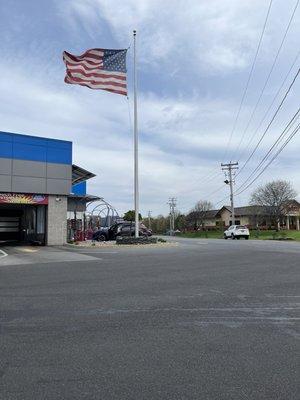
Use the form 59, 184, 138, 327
66, 237, 173, 248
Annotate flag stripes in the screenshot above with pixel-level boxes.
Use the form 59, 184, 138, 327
63, 48, 127, 95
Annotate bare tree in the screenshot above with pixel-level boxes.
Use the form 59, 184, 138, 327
250, 180, 296, 229
187, 200, 213, 230
150, 215, 168, 234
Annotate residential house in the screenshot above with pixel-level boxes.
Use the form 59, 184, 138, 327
187, 201, 300, 230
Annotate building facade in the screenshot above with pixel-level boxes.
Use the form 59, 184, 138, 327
188, 204, 300, 231
0, 131, 96, 245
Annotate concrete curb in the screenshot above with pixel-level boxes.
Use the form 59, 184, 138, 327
64, 241, 178, 249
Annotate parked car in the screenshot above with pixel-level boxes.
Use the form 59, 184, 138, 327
92, 222, 152, 241
224, 225, 250, 240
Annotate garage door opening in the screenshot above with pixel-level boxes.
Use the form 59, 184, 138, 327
0, 204, 46, 245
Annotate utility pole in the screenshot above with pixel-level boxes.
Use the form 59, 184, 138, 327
221, 162, 238, 225
148, 210, 152, 230
167, 198, 177, 235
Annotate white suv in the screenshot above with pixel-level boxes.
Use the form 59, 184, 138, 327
224, 225, 250, 240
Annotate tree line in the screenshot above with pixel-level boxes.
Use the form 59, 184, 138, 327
123, 180, 297, 233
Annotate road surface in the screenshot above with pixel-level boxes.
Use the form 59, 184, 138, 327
1, 238, 299, 399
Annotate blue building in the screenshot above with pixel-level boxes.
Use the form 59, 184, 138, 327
0, 131, 98, 245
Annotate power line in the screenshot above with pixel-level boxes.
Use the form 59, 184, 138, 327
235, 123, 300, 196
180, 183, 225, 214
235, 119, 300, 195
238, 108, 300, 189
214, 194, 231, 208
177, 181, 228, 213
222, 0, 274, 161
175, 168, 224, 210
175, 166, 222, 198
206, 184, 228, 198
231, 0, 299, 160
237, 50, 300, 163
236, 67, 300, 177
236, 112, 299, 192
187, 168, 222, 190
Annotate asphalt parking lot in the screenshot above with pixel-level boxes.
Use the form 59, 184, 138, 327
1, 238, 299, 400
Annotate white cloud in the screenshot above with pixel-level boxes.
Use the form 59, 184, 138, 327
1, 52, 299, 216
58, 0, 275, 74
1, 0, 299, 216
0, 57, 237, 214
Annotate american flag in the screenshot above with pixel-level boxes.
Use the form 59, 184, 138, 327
63, 48, 127, 95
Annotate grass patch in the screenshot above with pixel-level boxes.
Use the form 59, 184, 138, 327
177, 231, 224, 239
177, 230, 300, 241
253, 230, 300, 241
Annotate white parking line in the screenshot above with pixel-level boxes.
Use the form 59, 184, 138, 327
0, 249, 8, 258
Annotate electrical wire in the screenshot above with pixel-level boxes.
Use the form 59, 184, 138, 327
239, 108, 300, 188
235, 120, 300, 195
231, 0, 299, 160
237, 50, 300, 163
175, 167, 223, 199
191, 170, 223, 188
192, 168, 222, 186
236, 113, 299, 192
206, 184, 228, 198
236, 67, 300, 177
179, 175, 224, 208
222, 0, 274, 162
235, 123, 300, 196
214, 194, 231, 207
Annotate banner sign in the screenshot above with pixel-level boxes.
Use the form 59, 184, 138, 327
0, 193, 48, 205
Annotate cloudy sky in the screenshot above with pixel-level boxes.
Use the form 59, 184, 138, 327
0, 0, 299, 216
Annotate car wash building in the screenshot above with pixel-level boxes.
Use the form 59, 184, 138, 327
0, 131, 98, 245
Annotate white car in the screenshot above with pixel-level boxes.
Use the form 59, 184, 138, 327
224, 225, 250, 240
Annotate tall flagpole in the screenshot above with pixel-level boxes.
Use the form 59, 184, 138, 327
133, 30, 139, 238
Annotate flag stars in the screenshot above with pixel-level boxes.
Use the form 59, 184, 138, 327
103, 49, 127, 72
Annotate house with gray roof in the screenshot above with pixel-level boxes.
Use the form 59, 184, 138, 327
187, 202, 300, 230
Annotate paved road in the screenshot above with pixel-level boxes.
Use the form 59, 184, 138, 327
1, 239, 299, 399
